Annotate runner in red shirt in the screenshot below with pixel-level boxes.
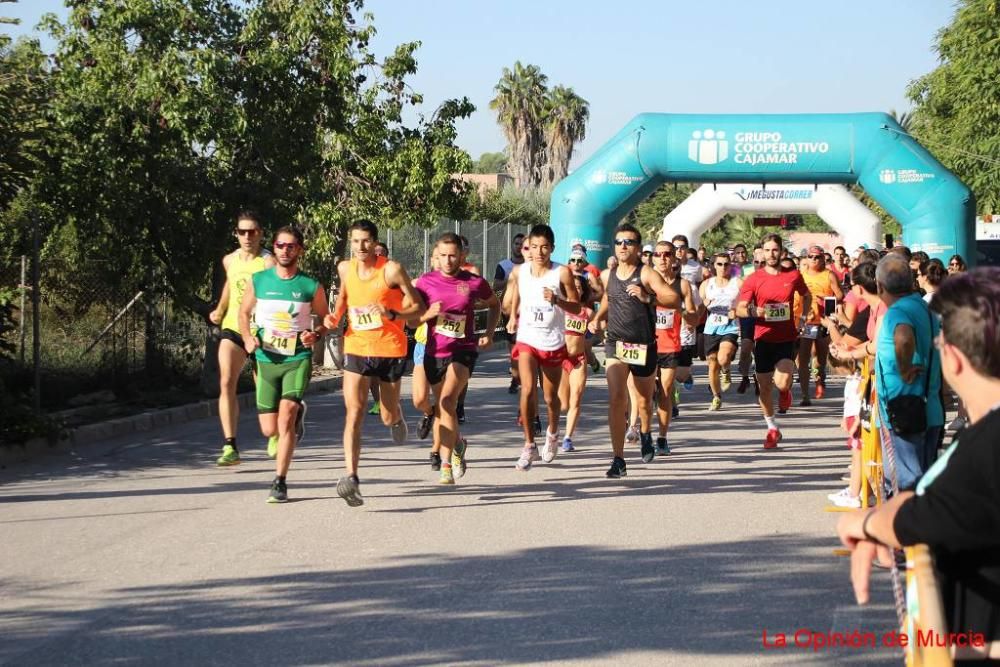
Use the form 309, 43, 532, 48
737, 234, 811, 449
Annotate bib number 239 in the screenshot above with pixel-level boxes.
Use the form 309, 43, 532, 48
615, 341, 648, 366
763, 302, 790, 322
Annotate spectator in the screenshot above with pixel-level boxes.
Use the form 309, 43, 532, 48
374, 241, 389, 258
493, 233, 526, 292
948, 254, 967, 275
910, 250, 930, 273
642, 244, 654, 266
874, 253, 943, 491
459, 235, 479, 275
917, 258, 946, 303
837, 268, 1000, 660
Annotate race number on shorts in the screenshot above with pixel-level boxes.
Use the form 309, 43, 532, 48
435, 312, 466, 339
763, 302, 790, 322
349, 306, 383, 331
615, 341, 648, 366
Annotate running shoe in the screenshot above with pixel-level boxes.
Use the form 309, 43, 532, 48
778, 389, 792, 414
814, 383, 825, 400
827, 487, 861, 508
672, 404, 680, 419
606, 456, 627, 478
216, 444, 240, 466
763, 428, 782, 450
709, 396, 722, 411
439, 466, 455, 485
640, 432, 655, 463
390, 418, 408, 445
508, 378, 520, 394
295, 400, 307, 442
625, 423, 640, 443
799, 397, 812, 407
368, 400, 381, 415
673, 386, 681, 405
947, 416, 966, 431
417, 412, 434, 440
656, 437, 670, 455
452, 438, 468, 479
266, 477, 288, 504
590, 359, 601, 373
457, 403, 466, 424
542, 430, 560, 463
737, 376, 750, 394
429, 451, 442, 471
561, 436, 575, 452
266, 435, 278, 460
515, 444, 540, 471
753, 377, 760, 397
682, 376, 694, 391
533, 416, 542, 437
336, 475, 364, 507
721, 369, 732, 392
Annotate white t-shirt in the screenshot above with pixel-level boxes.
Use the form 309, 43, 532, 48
843, 374, 863, 418
516, 263, 566, 351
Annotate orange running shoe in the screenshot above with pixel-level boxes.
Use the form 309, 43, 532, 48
815, 383, 825, 400
778, 389, 792, 414
764, 428, 782, 449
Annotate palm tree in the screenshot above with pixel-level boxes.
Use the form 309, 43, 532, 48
490, 62, 548, 188
889, 108, 913, 133
542, 85, 588, 187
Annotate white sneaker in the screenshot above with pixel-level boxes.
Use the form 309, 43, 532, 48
515, 444, 540, 471
625, 424, 639, 443
542, 430, 560, 463
827, 487, 861, 508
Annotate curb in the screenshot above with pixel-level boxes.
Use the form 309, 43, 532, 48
0, 374, 343, 469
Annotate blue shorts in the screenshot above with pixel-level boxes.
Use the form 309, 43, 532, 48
413, 342, 425, 366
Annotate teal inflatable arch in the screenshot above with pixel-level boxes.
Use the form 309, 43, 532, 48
550, 113, 975, 267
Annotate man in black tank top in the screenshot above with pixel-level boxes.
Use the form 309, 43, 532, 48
589, 224, 681, 478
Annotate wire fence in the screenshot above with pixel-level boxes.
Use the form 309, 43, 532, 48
386, 220, 529, 280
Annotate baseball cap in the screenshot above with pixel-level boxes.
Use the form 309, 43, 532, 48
808, 244, 825, 256
569, 249, 586, 261
642, 244, 654, 253
571, 243, 586, 253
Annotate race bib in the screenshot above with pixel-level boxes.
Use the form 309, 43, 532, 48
565, 312, 588, 335
615, 341, 648, 366
435, 312, 466, 339
262, 328, 297, 356
349, 306, 382, 331
528, 303, 554, 328
707, 312, 729, 327
655, 309, 675, 330
801, 323, 820, 340
763, 302, 790, 322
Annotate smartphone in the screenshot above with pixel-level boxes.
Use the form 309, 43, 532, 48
884, 233, 894, 249
824, 296, 837, 317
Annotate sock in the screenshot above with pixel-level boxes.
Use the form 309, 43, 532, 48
225, 437, 237, 450
765, 415, 778, 431
276, 475, 286, 483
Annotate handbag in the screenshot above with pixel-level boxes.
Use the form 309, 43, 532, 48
876, 307, 934, 436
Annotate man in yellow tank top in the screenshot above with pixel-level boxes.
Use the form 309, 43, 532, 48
798, 244, 844, 406
324, 220, 425, 507
209, 210, 275, 466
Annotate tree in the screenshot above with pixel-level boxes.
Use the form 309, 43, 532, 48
473, 151, 507, 173
542, 85, 588, 187
907, 0, 1000, 212
489, 61, 547, 188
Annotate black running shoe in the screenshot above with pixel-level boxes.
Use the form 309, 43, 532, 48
429, 451, 442, 471
336, 475, 364, 507
508, 378, 520, 394
656, 436, 670, 455
606, 457, 627, 478
457, 403, 466, 424
267, 477, 288, 504
737, 376, 750, 394
417, 412, 434, 440
640, 433, 655, 463
533, 415, 542, 436
753, 377, 760, 396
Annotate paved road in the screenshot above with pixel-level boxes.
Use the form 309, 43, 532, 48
1, 352, 900, 665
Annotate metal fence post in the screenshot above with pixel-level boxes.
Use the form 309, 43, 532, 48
19, 254, 26, 364
423, 229, 429, 273
387, 228, 393, 258
31, 216, 41, 414
482, 220, 488, 277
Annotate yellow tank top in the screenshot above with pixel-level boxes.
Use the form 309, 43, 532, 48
343, 257, 406, 357
802, 269, 835, 323
221, 251, 271, 332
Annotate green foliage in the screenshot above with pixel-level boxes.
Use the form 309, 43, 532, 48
473, 151, 507, 173
907, 0, 1000, 212
629, 183, 696, 240
474, 186, 550, 228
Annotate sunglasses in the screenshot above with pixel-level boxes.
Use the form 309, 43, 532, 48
753, 260, 765, 265
949, 262, 961, 266
569, 258, 586, 264
614, 238, 639, 247
808, 254, 823, 260
651, 251, 672, 258
274, 242, 298, 250
715, 262, 731, 267
236, 228, 259, 236
642, 251, 652, 255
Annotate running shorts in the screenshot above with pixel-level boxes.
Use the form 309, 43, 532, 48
221, 328, 248, 353
256, 357, 311, 413
424, 350, 478, 386
705, 332, 739, 355
678, 345, 695, 368
344, 354, 406, 383
413, 342, 425, 366
561, 352, 587, 374
604, 340, 657, 378
656, 352, 679, 369
753, 340, 796, 374
512, 342, 566, 368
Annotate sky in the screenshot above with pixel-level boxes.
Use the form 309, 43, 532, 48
6, 0, 956, 167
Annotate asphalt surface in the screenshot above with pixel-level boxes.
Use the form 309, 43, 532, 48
0, 351, 901, 665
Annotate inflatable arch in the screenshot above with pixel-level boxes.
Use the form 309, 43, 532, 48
661, 183, 881, 252
550, 113, 974, 267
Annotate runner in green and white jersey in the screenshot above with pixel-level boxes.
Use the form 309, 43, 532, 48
239, 226, 329, 503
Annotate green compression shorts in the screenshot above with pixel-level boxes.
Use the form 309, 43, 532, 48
256, 357, 312, 413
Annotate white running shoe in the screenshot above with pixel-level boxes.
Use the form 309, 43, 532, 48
541, 429, 560, 463
515, 444, 540, 471
827, 487, 861, 508
625, 423, 639, 443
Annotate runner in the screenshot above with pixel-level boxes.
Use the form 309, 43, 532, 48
650, 240, 696, 453
736, 234, 811, 449
324, 220, 425, 507
674, 234, 706, 386
558, 273, 594, 452
506, 224, 581, 470
410, 250, 439, 469
454, 235, 480, 423
503, 237, 543, 436
238, 226, 328, 503
366, 241, 392, 415
798, 244, 843, 405
737, 246, 764, 394
209, 210, 275, 466
414, 232, 499, 484
494, 233, 526, 395
700, 252, 742, 410
590, 224, 680, 477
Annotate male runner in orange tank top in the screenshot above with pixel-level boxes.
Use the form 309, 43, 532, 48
325, 220, 425, 507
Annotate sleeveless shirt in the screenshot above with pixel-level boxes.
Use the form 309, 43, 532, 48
516, 263, 566, 351
607, 264, 654, 346
221, 250, 271, 333
343, 257, 406, 358
703, 277, 741, 336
